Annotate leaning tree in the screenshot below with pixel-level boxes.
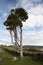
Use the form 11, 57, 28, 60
4, 8, 28, 59
11, 8, 28, 58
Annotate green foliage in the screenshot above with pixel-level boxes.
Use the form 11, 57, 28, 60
4, 13, 23, 32
4, 14, 22, 27
4, 7, 28, 32
11, 8, 28, 22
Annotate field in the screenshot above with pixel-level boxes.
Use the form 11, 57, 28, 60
0, 46, 43, 65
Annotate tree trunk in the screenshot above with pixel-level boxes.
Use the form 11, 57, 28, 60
13, 28, 19, 50
9, 30, 13, 44
20, 27, 23, 59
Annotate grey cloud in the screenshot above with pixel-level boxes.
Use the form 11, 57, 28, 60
17, 0, 43, 10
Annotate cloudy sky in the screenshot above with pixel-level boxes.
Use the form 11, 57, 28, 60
0, 0, 43, 46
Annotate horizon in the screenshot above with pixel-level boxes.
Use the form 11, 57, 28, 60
0, 0, 43, 46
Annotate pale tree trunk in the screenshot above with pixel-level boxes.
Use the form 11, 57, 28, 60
9, 30, 13, 44
20, 27, 23, 59
13, 28, 19, 50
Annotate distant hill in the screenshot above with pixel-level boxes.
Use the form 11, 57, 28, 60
23, 45, 43, 48
23, 45, 43, 51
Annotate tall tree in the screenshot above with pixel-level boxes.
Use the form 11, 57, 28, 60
11, 8, 28, 58
4, 8, 28, 59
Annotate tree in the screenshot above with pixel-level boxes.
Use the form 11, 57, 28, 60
4, 8, 28, 59
11, 8, 28, 58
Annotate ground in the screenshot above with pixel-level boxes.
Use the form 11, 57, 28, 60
0, 46, 43, 65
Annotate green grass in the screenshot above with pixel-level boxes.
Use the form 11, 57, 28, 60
0, 46, 43, 65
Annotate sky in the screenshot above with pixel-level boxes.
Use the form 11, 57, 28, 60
0, 0, 43, 46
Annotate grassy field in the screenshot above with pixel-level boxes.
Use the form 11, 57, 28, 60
0, 46, 43, 65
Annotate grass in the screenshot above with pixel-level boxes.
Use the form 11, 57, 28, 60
0, 46, 43, 65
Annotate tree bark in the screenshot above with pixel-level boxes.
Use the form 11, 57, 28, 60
9, 30, 13, 44
20, 27, 23, 59
13, 28, 19, 50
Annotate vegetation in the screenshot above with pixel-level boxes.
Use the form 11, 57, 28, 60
0, 46, 43, 65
